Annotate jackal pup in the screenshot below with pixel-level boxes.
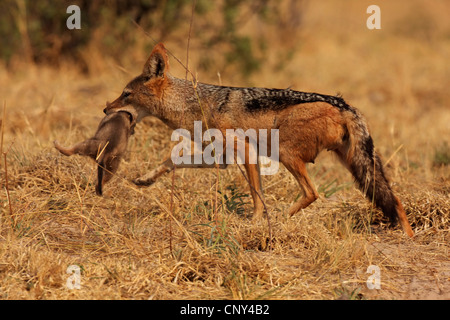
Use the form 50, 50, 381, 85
54, 111, 136, 195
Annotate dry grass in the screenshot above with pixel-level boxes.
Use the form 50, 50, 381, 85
1, 0, 449, 300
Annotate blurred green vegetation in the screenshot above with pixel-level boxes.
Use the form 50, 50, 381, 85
0, 0, 303, 77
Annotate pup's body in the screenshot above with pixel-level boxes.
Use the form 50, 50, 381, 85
54, 111, 135, 195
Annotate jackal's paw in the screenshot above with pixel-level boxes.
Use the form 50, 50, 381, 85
251, 213, 265, 224
132, 177, 156, 187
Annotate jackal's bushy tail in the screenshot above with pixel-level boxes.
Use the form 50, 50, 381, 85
337, 108, 414, 237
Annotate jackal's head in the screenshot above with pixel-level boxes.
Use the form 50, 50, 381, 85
104, 43, 169, 122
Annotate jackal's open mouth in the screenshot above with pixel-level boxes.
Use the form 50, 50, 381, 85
118, 110, 135, 124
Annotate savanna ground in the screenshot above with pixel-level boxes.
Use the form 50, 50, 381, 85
0, 0, 449, 300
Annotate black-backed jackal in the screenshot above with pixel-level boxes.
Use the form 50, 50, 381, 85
104, 43, 414, 237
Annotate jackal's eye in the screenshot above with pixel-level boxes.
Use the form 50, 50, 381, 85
122, 91, 131, 98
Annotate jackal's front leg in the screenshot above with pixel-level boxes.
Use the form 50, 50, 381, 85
133, 157, 228, 186
133, 158, 174, 186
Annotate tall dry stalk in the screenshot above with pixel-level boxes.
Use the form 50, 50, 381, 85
12, 0, 34, 64
2, 102, 16, 228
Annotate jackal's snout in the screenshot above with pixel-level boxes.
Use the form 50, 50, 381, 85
103, 100, 122, 115
103, 98, 137, 121
103, 101, 113, 114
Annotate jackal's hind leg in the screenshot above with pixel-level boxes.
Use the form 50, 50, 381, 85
244, 162, 265, 220
283, 159, 319, 216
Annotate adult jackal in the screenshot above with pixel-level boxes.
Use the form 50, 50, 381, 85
104, 43, 414, 237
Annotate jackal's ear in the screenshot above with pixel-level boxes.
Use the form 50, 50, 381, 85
143, 43, 169, 79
